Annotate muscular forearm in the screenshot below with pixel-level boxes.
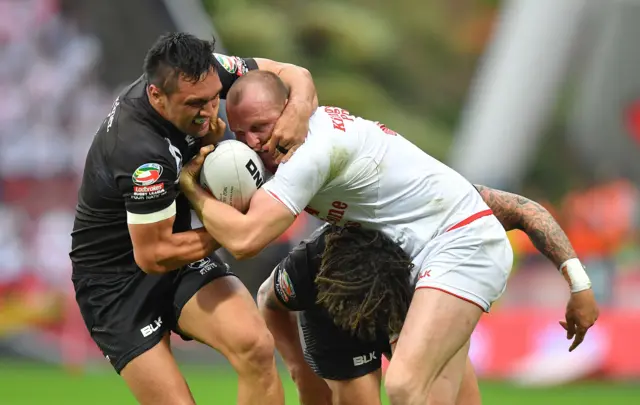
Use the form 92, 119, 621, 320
475, 185, 577, 267
277, 64, 318, 116
156, 227, 219, 271
187, 186, 256, 258
521, 217, 577, 268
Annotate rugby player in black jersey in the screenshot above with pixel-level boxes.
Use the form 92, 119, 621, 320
70, 32, 317, 405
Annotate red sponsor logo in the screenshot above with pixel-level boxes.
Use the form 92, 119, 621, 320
134, 183, 165, 193
304, 206, 320, 216
324, 107, 354, 132
326, 200, 348, 224
304, 202, 362, 227
375, 121, 397, 135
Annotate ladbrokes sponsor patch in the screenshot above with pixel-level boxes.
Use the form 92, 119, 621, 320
131, 182, 166, 200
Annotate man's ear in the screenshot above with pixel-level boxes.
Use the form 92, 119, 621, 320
147, 84, 165, 109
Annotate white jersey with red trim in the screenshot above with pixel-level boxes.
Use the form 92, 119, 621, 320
262, 106, 492, 270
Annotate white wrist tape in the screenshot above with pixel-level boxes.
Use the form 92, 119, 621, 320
559, 258, 592, 293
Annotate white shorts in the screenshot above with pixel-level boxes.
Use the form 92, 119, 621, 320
413, 212, 514, 312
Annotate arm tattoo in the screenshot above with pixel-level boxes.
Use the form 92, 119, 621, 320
475, 185, 576, 267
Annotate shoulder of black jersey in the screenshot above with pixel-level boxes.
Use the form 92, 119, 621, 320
213, 53, 258, 78
109, 119, 176, 170
273, 260, 301, 310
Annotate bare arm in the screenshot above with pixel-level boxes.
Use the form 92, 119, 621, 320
254, 58, 318, 158
476, 184, 599, 351
255, 58, 318, 116
188, 187, 296, 260
129, 216, 219, 274
475, 184, 576, 267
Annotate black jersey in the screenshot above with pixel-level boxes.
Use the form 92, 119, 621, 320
272, 224, 393, 380
272, 224, 329, 311
70, 54, 258, 270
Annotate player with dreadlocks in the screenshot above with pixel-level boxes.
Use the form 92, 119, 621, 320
257, 185, 595, 405
258, 225, 420, 405
315, 226, 414, 343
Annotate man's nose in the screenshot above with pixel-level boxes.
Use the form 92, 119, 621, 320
245, 133, 261, 150
200, 101, 216, 118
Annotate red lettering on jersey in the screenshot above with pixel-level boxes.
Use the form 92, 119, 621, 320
332, 120, 346, 132
326, 209, 344, 223
375, 121, 397, 136
344, 221, 362, 228
306, 200, 355, 225
325, 200, 348, 224
331, 200, 348, 210
304, 206, 320, 216
324, 107, 354, 132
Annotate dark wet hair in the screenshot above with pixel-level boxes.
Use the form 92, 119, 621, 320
143, 32, 217, 94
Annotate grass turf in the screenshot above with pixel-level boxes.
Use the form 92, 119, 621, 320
0, 362, 637, 404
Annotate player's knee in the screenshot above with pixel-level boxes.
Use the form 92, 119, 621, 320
229, 327, 276, 373
384, 361, 427, 405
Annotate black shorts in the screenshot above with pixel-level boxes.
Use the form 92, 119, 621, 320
72, 254, 234, 373
298, 309, 392, 381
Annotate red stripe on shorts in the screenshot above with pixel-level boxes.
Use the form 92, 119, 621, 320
415, 286, 487, 312
445, 209, 493, 233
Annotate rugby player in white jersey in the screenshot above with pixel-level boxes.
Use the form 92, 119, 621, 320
179, 71, 599, 405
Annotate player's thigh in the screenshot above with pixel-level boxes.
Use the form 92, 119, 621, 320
325, 369, 383, 405
176, 274, 273, 361
72, 269, 177, 372
385, 288, 483, 393
120, 333, 195, 405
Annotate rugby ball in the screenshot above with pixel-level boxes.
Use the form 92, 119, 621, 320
200, 140, 266, 212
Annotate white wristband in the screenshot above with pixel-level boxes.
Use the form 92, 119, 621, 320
559, 258, 592, 293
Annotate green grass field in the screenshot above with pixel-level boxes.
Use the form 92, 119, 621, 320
1, 362, 637, 405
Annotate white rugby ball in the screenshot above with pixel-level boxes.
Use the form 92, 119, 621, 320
200, 140, 266, 212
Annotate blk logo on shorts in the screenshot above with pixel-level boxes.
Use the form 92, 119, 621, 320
353, 351, 377, 366
140, 316, 162, 337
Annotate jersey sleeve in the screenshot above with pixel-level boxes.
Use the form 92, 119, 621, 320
273, 229, 328, 310
261, 141, 331, 216
213, 53, 259, 99
112, 135, 180, 225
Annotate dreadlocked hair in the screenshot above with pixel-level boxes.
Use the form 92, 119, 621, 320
315, 226, 414, 341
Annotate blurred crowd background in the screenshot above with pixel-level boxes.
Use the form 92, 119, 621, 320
1, 0, 639, 402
